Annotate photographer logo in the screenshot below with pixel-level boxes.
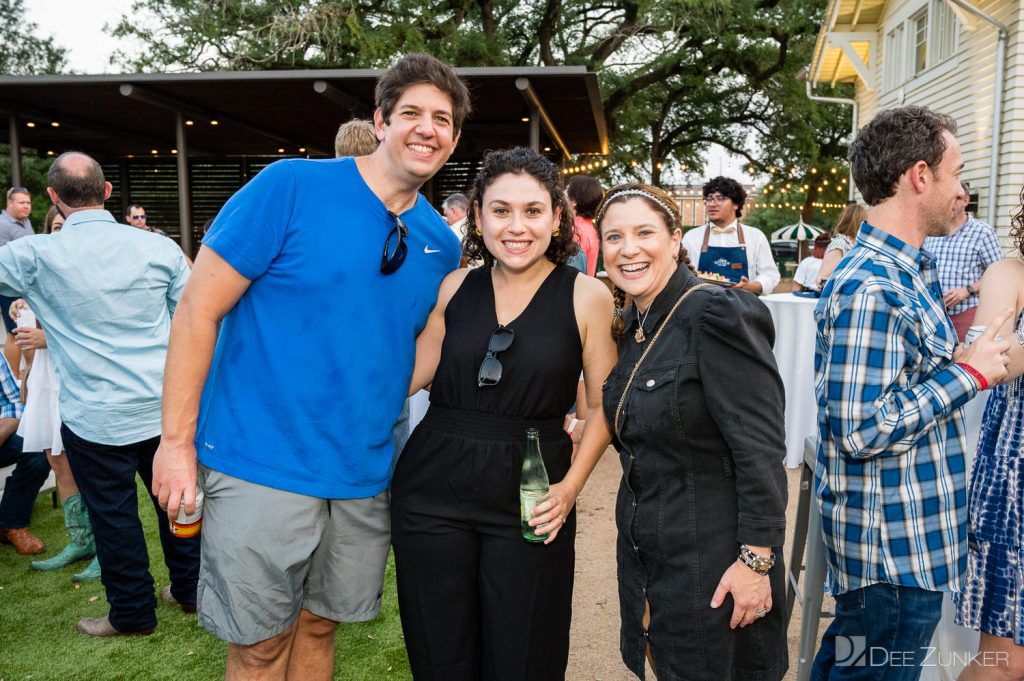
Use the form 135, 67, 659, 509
836, 636, 867, 667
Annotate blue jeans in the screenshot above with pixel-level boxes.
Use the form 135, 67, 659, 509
62, 425, 200, 633
0, 433, 48, 528
392, 398, 411, 462
812, 583, 944, 681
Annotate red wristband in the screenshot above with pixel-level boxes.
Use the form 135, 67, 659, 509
957, 362, 989, 390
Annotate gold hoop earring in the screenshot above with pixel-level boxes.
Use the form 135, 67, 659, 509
475, 227, 482, 236
553, 227, 560, 237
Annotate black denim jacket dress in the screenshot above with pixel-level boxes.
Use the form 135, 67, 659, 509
601, 265, 790, 680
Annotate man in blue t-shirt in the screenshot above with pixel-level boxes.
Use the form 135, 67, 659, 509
153, 53, 470, 677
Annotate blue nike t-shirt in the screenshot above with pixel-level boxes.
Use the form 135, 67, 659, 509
197, 157, 460, 498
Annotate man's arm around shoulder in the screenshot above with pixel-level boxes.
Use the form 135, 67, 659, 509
821, 289, 1008, 459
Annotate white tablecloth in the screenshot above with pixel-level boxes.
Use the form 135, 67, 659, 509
762, 293, 819, 468
922, 392, 987, 681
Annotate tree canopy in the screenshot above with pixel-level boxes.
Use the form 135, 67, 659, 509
0, 0, 67, 227
112, 0, 850, 223
0, 0, 67, 76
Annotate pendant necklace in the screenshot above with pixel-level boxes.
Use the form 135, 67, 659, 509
635, 305, 651, 343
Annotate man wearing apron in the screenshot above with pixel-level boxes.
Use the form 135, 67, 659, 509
681, 176, 781, 295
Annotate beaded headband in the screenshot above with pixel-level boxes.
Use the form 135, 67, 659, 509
595, 188, 678, 227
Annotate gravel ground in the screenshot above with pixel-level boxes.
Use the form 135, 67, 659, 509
567, 448, 819, 680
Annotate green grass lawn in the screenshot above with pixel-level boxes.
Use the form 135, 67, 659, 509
0, 480, 412, 681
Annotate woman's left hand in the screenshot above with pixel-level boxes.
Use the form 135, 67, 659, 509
710, 559, 772, 629
528, 479, 580, 545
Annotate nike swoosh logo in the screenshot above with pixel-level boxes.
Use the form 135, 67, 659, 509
424, 246, 441, 254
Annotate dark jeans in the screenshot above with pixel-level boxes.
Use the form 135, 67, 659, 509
0, 294, 18, 332
61, 424, 200, 633
812, 583, 944, 681
0, 433, 48, 528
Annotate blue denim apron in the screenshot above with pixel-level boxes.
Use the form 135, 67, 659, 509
697, 224, 749, 283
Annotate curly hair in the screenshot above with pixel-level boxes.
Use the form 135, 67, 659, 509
850, 106, 957, 206
462, 147, 578, 267
1010, 185, 1024, 258
594, 183, 697, 338
702, 176, 747, 218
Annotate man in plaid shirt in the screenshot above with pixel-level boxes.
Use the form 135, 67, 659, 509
923, 181, 1003, 341
812, 106, 1011, 680
0, 352, 49, 555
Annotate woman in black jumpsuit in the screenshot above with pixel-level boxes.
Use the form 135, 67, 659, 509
391, 148, 616, 681
596, 184, 789, 681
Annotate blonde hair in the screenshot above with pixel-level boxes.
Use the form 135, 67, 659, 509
833, 202, 867, 240
334, 119, 378, 157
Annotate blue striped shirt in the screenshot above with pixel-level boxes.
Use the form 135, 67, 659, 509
813, 222, 979, 595
0, 356, 22, 420
922, 215, 1003, 315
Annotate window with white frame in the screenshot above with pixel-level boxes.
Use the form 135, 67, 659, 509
882, 0, 959, 90
932, 0, 957, 63
884, 24, 906, 89
911, 9, 928, 75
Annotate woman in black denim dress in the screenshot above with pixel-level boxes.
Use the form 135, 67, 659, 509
596, 184, 789, 680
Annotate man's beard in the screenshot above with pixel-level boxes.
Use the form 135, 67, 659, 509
925, 202, 954, 237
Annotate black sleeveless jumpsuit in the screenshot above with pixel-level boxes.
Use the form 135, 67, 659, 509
391, 264, 582, 681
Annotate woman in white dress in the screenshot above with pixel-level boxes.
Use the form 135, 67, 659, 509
17, 207, 99, 580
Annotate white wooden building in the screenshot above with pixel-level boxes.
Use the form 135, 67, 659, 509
811, 0, 1022, 243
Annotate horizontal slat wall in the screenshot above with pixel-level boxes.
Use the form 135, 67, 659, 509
433, 160, 481, 205
100, 162, 123, 224
94, 155, 484, 253
189, 160, 243, 243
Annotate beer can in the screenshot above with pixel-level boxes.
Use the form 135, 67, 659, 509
169, 485, 204, 538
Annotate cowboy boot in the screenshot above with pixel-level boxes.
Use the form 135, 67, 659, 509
72, 556, 101, 582
31, 494, 95, 571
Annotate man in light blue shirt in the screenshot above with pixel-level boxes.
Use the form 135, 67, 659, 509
0, 152, 199, 637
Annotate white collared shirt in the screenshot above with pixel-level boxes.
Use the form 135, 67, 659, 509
681, 220, 781, 295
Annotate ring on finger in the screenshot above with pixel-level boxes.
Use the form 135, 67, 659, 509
558, 515, 566, 524
755, 608, 768, 619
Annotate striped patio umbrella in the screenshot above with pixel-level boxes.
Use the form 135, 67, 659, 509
770, 218, 824, 242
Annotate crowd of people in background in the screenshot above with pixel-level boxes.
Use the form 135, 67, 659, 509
1, 49, 1023, 681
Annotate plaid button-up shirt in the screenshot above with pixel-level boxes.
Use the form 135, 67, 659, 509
0, 354, 22, 420
813, 222, 979, 595
923, 215, 1003, 315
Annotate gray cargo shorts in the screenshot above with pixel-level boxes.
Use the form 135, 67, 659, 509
197, 465, 391, 645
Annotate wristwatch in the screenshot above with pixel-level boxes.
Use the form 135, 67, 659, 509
966, 283, 975, 296
738, 544, 775, 575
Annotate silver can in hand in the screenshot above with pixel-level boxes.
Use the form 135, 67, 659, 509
169, 485, 204, 538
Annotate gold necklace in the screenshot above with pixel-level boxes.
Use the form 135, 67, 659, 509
635, 305, 651, 343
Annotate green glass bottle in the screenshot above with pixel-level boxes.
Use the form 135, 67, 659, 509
520, 428, 550, 543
